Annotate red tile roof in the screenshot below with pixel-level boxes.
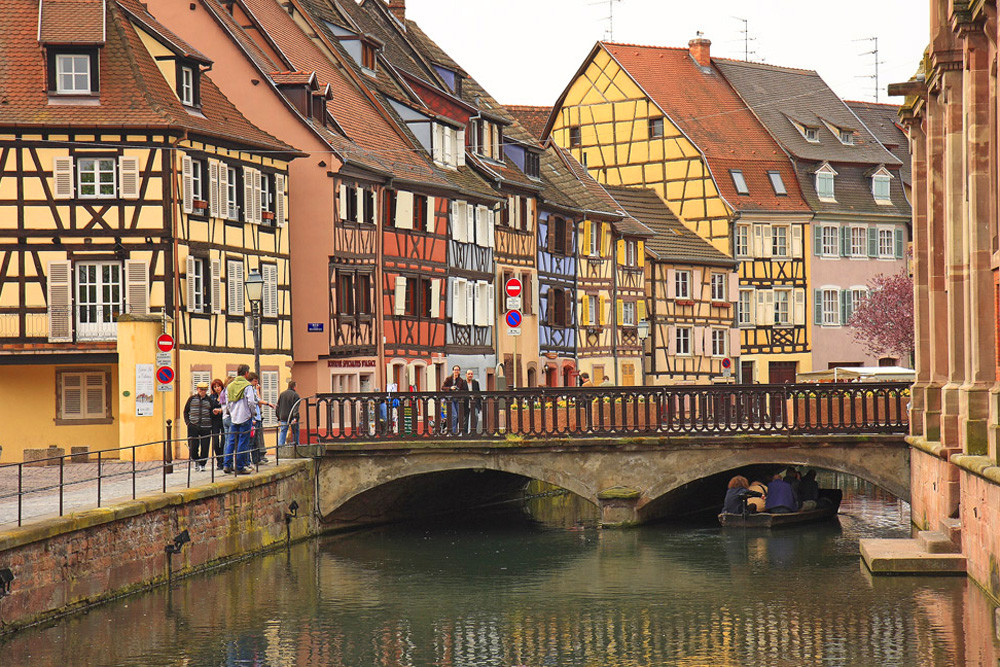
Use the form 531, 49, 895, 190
601, 42, 810, 214
504, 105, 553, 141
39, 0, 105, 44
270, 71, 317, 86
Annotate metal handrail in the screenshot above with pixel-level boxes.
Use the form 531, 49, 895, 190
303, 382, 910, 444
0, 419, 290, 528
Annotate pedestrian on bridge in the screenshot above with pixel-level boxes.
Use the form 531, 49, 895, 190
464, 370, 481, 434
442, 365, 467, 435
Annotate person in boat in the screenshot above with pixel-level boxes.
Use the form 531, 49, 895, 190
747, 479, 768, 512
723, 476, 762, 514
798, 469, 820, 511
764, 472, 799, 513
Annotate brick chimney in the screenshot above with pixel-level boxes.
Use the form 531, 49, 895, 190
688, 36, 711, 68
387, 0, 405, 21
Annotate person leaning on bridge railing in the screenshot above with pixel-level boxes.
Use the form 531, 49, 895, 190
442, 365, 467, 435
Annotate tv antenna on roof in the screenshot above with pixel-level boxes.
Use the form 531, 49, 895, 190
854, 36, 886, 102
732, 17, 757, 61
591, 0, 624, 41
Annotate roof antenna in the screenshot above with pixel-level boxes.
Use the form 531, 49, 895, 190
590, 0, 624, 41
854, 36, 885, 102
732, 17, 757, 61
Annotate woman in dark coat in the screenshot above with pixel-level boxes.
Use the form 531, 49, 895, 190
208, 378, 225, 470
723, 475, 754, 514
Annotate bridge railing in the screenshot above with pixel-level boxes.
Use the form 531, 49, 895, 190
302, 382, 909, 444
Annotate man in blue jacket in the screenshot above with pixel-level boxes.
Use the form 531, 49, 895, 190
764, 472, 799, 513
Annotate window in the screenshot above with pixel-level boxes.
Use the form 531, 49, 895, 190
803, 126, 819, 142
362, 188, 375, 224
569, 126, 582, 148
839, 130, 854, 145
587, 294, 598, 326
850, 226, 866, 257
676, 327, 692, 355
821, 225, 838, 256
773, 289, 791, 326
226, 166, 239, 220
337, 272, 355, 315
821, 288, 839, 325
57, 370, 110, 422
261, 174, 275, 218
730, 170, 749, 195
525, 151, 540, 179
191, 160, 204, 203
622, 301, 636, 326
738, 289, 753, 327
413, 194, 428, 231
55, 54, 91, 94
77, 262, 122, 340
648, 117, 664, 138
625, 240, 637, 266
383, 190, 396, 227
878, 228, 894, 257
848, 287, 867, 322
735, 224, 750, 258
772, 225, 788, 258
405, 277, 433, 317
552, 217, 567, 255
711, 329, 727, 357
675, 271, 691, 299
816, 172, 835, 200
180, 67, 194, 105
346, 185, 359, 222
188, 257, 206, 313
361, 43, 377, 71
710, 274, 726, 302
873, 175, 891, 202
768, 171, 787, 195
549, 288, 568, 327
589, 222, 601, 256
78, 158, 116, 198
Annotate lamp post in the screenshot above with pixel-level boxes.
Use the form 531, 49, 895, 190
245, 268, 264, 376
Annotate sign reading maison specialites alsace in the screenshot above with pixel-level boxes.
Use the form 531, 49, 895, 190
327, 359, 377, 368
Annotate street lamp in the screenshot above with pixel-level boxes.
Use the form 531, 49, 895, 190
245, 268, 264, 376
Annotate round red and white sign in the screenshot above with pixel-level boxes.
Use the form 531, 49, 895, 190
156, 333, 175, 353
504, 278, 522, 298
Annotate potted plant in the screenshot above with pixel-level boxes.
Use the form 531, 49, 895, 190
262, 210, 275, 221
192, 199, 208, 210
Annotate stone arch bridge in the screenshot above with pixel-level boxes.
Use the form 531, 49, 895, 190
312, 434, 909, 528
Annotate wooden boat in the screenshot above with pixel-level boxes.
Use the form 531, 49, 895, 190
718, 489, 843, 528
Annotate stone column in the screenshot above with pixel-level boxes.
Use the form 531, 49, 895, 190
908, 118, 930, 438
923, 88, 949, 442
959, 29, 996, 456
596, 486, 642, 527
940, 68, 966, 449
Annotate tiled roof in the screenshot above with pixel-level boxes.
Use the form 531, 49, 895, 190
0, 0, 294, 154
603, 186, 735, 265
270, 71, 317, 86
715, 58, 901, 167
549, 144, 623, 218
846, 101, 911, 186
39, 0, 105, 44
238, 0, 449, 187
504, 105, 553, 140
602, 42, 810, 214
117, 0, 209, 63
793, 161, 910, 218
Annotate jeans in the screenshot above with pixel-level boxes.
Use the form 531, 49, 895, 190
224, 419, 252, 470
278, 420, 299, 447
449, 400, 462, 434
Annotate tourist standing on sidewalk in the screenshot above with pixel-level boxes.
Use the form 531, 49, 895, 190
248, 373, 275, 465
224, 365, 257, 475
183, 381, 214, 471
276, 380, 300, 448
208, 379, 225, 470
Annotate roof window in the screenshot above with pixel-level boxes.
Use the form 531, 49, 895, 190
730, 170, 749, 195
767, 171, 787, 196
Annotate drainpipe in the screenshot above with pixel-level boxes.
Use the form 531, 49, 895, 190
376, 177, 388, 390
612, 227, 619, 386
169, 131, 187, 456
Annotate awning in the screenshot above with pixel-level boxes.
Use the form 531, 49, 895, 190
796, 366, 915, 383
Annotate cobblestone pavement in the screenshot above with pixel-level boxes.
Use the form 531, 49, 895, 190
0, 456, 270, 528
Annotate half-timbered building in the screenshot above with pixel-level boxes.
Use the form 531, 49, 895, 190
545, 39, 815, 384
717, 59, 911, 373
605, 188, 738, 384
0, 0, 298, 460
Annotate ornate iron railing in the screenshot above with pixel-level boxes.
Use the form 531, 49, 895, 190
303, 382, 909, 443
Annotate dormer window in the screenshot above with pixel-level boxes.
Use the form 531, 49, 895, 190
49, 51, 99, 95
768, 171, 787, 195
472, 118, 502, 161
803, 126, 819, 142
814, 163, 838, 202
525, 151, 540, 179
871, 167, 893, 204
730, 169, 749, 195
839, 130, 854, 145
175, 61, 200, 107
361, 43, 377, 72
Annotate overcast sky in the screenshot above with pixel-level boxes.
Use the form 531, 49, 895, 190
406, 0, 930, 107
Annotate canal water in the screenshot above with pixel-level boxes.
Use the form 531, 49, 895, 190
3, 476, 999, 666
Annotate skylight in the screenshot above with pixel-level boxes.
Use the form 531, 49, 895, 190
767, 171, 787, 196
730, 170, 749, 195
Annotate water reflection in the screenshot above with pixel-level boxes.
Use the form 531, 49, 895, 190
2, 482, 998, 666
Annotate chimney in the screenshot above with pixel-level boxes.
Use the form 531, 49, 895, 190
387, 0, 405, 21
688, 36, 711, 68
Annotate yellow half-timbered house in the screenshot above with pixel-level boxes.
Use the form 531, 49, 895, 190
546, 39, 815, 384
0, 0, 298, 461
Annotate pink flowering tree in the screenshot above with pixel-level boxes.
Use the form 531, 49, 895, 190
847, 271, 915, 364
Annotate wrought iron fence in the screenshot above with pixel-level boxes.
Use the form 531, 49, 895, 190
303, 382, 910, 443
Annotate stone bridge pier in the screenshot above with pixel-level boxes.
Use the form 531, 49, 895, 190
314, 435, 910, 529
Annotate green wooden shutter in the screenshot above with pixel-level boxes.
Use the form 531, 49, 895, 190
840, 226, 850, 257
894, 228, 905, 259
813, 225, 823, 256
814, 288, 823, 325
867, 227, 878, 257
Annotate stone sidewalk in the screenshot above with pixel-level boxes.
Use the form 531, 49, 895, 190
0, 457, 278, 528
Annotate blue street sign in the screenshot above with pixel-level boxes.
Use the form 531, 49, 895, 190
307, 322, 324, 332
506, 310, 522, 328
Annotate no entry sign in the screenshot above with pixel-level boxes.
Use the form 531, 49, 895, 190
156, 333, 174, 352
505, 310, 522, 328
504, 277, 522, 298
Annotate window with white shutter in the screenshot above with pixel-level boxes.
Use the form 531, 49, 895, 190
48, 260, 73, 341
393, 276, 407, 315
430, 279, 441, 319
243, 167, 254, 223
262, 264, 278, 317
210, 259, 222, 314
182, 156, 194, 214
53, 157, 74, 199
476, 206, 489, 248
208, 160, 220, 218
395, 191, 414, 229
454, 278, 468, 325
275, 173, 286, 226
452, 201, 467, 242
118, 157, 140, 200
219, 164, 231, 220
125, 259, 149, 315
252, 169, 262, 224
190, 370, 212, 395
261, 370, 280, 426
227, 260, 245, 315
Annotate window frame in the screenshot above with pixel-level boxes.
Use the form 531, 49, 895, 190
675, 326, 692, 356
767, 170, 788, 196
569, 125, 582, 148
52, 52, 96, 95
773, 288, 792, 326
711, 328, 727, 357
226, 165, 240, 221
622, 300, 637, 327
737, 289, 753, 327
77, 157, 117, 199
191, 159, 205, 204
821, 288, 840, 326
710, 273, 726, 302
730, 169, 749, 195
586, 294, 598, 326
771, 224, 789, 258
56, 368, 112, 424
820, 225, 838, 256
878, 227, 894, 258
190, 256, 207, 314
735, 224, 750, 258
675, 270, 691, 300
648, 117, 665, 138
850, 226, 867, 257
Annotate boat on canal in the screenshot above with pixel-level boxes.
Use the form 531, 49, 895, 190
718, 489, 843, 529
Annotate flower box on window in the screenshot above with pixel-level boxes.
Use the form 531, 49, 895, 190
261, 211, 275, 221
711, 301, 731, 309
675, 299, 695, 307
193, 199, 208, 210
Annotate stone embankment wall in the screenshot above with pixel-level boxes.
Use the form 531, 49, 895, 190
957, 465, 1000, 601
0, 460, 317, 632
909, 447, 960, 531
